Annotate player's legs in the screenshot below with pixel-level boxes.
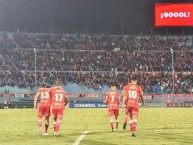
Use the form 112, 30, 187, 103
37, 106, 43, 135
123, 114, 128, 130
52, 108, 58, 134
131, 115, 137, 137
44, 115, 49, 135
123, 107, 132, 130
55, 115, 62, 134
44, 106, 50, 135
114, 109, 119, 130
37, 117, 43, 135
109, 116, 114, 131
130, 107, 139, 137
38, 116, 43, 129
108, 109, 114, 131
55, 109, 64, 135
123, 115, 132, 130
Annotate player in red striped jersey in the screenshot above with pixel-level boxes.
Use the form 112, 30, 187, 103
50, 82, 68, 135
104, 83, 120, 132
34, 85, 51, 135
122, 76, 145, 137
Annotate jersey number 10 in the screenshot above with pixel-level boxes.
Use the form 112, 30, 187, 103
128, 90, 137, 99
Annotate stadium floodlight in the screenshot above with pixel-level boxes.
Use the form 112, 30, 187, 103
34, 48, 37, 89
170, 48, 175, 104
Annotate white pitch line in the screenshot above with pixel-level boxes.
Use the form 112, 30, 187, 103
73, 131, 89, 145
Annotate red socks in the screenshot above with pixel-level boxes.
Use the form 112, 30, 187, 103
53, 122, 57, 132
53, 121, 61, 132
131, 119, 137, 133
56, 121, 61, 132
38, 120, 42, 128
129, 120, 133, 131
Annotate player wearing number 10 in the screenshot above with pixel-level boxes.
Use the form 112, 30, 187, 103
122, 76, 145, 137
50, 84, 68, 135
104, 83, 120, 132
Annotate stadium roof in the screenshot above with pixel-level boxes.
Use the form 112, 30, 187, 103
0, 0, 193, 34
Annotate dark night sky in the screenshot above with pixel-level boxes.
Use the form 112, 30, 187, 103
0, 0, 193, 34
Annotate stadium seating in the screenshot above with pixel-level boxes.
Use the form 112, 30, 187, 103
0, 32, 193, 94
0, 86, 30, 94
63, 83, 83, 94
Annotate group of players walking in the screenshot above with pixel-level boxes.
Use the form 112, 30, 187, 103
34, 82, 68, 135
104, 76, 145, 137
34, 76, 145, 137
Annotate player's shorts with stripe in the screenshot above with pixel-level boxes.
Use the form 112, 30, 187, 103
52, 107, 64, 119
108, 108, 119, 117
126, 106, 139, 117
38, 105, 50, 118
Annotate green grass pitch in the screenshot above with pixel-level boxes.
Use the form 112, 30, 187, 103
0, 108, 193, 145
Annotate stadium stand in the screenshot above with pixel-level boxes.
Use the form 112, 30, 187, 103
0, 32, 193, 96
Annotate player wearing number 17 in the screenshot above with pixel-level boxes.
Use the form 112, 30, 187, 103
104, 83, 120, 132
50, 83, 68, 135
122, 76, 145, 137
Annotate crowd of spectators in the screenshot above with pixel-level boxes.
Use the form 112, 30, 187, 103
10, 50, 176, 72
0, 32, 193, 94
0, 32, 192, 51
9, 32, 193, 50
0, 71, 193, 94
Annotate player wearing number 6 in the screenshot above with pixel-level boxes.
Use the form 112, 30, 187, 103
50, 83, 68, 135
122, 76, 145, 137
34, 85, 51, 135
104, 83, 120, 132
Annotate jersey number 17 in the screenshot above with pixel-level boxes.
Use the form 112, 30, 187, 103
55, 93, 64, 102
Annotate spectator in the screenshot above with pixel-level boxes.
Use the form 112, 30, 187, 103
0, 32, 193, 94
